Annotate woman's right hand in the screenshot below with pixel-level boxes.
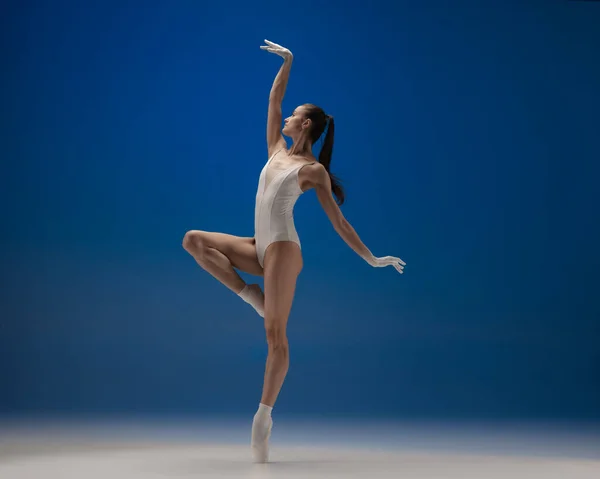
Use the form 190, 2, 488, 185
260, 39, 293, 61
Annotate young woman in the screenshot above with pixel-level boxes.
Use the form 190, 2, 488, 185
182, 39, 406, 462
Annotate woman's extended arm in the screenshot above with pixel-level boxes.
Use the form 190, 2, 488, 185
261, 39, 293, 156
311, 164, 406, 274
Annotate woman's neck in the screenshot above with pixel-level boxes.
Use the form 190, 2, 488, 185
289, 137, 312, 157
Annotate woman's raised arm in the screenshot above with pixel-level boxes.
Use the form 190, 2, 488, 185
261, 40, 293, 156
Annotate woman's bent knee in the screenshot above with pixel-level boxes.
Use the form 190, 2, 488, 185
182, 230, 203, 252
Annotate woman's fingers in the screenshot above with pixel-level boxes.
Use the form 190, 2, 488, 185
261, 39, 292, 58
260, 45, 285, 57
391, 259, 404, 269
383, 255, 406, 266
375, 255, 406, 273
263, 40, 281, 51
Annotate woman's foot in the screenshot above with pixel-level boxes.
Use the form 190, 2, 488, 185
251, 409, 273, 463
238, 284, 265, 317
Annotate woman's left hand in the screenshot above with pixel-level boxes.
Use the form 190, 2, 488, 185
368, 255, 406, 274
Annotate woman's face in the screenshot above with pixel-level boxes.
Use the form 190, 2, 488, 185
282, 106, 309, 137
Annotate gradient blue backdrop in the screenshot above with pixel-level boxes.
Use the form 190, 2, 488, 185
1, 0, 599, 419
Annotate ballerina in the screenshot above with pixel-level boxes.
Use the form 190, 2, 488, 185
182, 39, 406, 462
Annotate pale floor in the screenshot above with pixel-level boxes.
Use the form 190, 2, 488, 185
1, 418, 599, 478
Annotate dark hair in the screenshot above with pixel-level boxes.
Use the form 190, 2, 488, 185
302, 103, 345, 206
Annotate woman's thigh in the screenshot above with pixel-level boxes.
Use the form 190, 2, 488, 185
184, 230, 264, 277
262, 241, 303, 329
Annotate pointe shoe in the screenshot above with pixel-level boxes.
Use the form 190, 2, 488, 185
246, 284, 265, 318
251, 416, 273, 463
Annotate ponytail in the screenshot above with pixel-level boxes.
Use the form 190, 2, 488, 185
318, 116, 345, 206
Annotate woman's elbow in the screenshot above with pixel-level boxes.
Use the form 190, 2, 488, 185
334, 216, 349, 232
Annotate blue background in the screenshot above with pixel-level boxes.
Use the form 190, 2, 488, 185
1, 0, 598, 420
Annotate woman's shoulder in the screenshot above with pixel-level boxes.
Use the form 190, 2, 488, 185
302, 161, 327, 183
267, 140, 288, 159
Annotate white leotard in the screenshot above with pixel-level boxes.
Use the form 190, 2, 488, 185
254, 148, 315, 267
